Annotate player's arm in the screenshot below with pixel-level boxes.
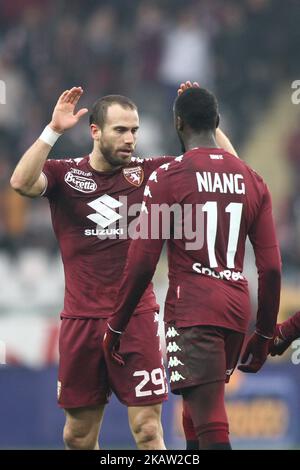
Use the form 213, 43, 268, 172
10, 87, 88, 198
215, 128, 238, 157
110, 171, 167, 333
239, 185, 281, 373
248, 187, 282, 339
178, 81, 238, 157
104, 171, 168, 358
269, 311, 300, 356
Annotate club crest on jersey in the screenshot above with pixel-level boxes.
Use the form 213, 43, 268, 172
64, 171, 97, 193
122, 166, 144, 187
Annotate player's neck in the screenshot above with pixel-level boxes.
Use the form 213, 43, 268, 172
184, 133, 219, 152
89, 150, 122, 172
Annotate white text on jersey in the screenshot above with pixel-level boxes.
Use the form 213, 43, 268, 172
196, 172, 245, 194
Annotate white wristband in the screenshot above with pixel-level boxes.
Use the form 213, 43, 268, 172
255, 330, 273, 340
107, 323, 122, 335
39, 125, 62, 147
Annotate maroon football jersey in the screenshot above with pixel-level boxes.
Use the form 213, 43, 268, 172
111, 148, 281, 336
42, 155, 172, 318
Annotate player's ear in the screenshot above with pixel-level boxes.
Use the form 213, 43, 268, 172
90, 123, 101, 141
176, 116, 184, 132
216, 114, 220, 129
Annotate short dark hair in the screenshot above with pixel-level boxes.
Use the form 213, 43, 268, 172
89, 95, 138, 128
174, 88, 219, 131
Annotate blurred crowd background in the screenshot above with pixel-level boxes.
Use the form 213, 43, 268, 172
1, 0, 300, 449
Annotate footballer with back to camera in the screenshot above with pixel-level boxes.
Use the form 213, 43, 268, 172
104, 86, 281, 450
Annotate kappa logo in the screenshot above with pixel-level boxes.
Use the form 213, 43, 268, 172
144, 185, 152, 198
122, 166, 144, 187
149, 171, 158, 183
166, 327, 179, 338
168, 356, 184, 368
159, 163, 171, 171
210, 154, 223, 160
170, 371, 185, 383
64, 171, 97, 193
140, 201, 148, 214
87, 195, 123, 228
166, 341, 182, 353
131, 157, 144, 164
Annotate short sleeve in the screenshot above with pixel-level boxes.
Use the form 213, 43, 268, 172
41, 159, 65, 199
142, 156, 174, 178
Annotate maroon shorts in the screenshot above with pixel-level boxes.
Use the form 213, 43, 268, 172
165, 323, 244, 395
58, 312, 168, 409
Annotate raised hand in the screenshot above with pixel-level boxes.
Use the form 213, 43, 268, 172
177, 81, 200, 96
49, 87, 88, 134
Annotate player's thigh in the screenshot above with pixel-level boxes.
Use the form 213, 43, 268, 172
107, 311, 168, 406
58, 318, 111, 408
64, 404, 105, 439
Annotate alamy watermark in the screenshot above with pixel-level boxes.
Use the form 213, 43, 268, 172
0, 80, 6, 104
0, 340, 6, 364
87, 198, 206, 250
291, 80, 300, 104
291, 339, 300, 365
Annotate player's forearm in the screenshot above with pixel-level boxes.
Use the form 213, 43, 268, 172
256, 266, 281, 338
216, 128, 238, 157
110, 270, 153, 332
110, 251, 158, 333
10, 138, 52, 193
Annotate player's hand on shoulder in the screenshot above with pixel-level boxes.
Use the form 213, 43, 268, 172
238, 331, 270, 373
49, 87, 88, 134
177, 81, 200, 96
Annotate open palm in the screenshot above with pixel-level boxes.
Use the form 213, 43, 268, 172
50, 87, 88, 133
